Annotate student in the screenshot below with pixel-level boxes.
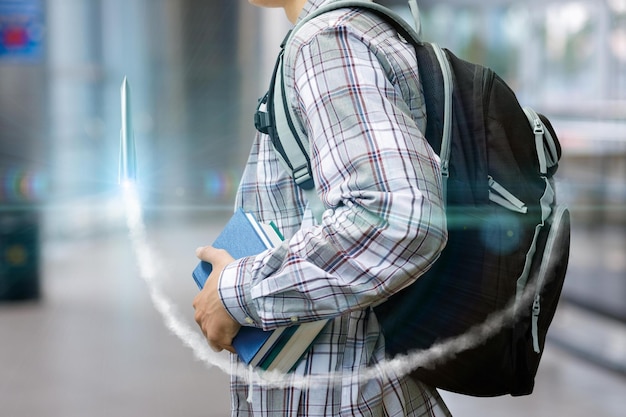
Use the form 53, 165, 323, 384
193, 0, 451, 415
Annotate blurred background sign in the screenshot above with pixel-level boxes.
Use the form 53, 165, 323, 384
0, 0, 44, 61
0, 0, 45, 301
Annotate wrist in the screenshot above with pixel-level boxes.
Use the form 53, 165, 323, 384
217, 258, 262, 327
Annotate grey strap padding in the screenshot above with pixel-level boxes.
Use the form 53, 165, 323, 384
407, 0, 422, 36
272, 53, 312, 189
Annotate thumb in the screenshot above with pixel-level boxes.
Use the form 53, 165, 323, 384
196, 246, 234, 266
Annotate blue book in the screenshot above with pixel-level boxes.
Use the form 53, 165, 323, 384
192, 208, 283, 289
193, 208, 328, 372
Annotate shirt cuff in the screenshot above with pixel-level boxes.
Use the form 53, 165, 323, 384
217, 257, 262, 327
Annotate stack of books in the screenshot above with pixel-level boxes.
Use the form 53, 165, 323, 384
192, 208, 328, 373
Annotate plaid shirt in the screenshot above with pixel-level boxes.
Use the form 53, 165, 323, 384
218, 1, 450, 415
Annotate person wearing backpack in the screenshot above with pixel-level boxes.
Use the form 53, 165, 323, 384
192, 0, 452, 415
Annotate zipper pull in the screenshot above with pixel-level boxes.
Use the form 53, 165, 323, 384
533, 118, 544, 135
441, 160, 450, 178
524, 107, 549, 174
532, 294, 541, 354
532, 294, 541, 316
488, 176, 528, 214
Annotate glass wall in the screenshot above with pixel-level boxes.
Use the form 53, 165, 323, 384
40, 0, 251, 237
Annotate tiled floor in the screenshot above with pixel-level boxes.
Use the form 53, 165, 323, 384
1, 210, 625, 417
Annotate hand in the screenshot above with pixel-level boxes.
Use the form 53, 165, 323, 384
192, 246, 241, 353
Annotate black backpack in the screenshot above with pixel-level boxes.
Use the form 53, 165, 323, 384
254, 0, 571, 397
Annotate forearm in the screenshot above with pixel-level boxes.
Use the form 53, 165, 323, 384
219, 184, 445, 330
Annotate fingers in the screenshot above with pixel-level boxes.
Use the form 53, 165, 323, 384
193, 245, 239, 354
194, 316, 236, 353
193, 309, 220, 351
199, 327, 237, 354
192, 291, 239, 355
209, 342, 236, 354
210, 343, 236, 354
223, 345, 237, 354
195, 246, 231, 264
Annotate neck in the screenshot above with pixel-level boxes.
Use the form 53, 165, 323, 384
285, 0, 308, 24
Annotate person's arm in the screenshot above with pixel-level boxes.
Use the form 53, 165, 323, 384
219, 26, 447, 330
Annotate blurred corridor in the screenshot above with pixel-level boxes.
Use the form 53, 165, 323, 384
1, 0, 626, 415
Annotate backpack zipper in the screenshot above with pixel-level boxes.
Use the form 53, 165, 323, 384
432, 44, 453, 202
527, 108, 547, 174
523, 107, 559, 174
531, 203, 569, 353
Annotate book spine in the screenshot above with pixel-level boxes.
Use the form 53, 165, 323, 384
244, 212, 273, 249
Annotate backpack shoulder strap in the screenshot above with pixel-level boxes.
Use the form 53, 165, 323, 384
269, 0, 454, 221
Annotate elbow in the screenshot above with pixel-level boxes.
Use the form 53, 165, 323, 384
418, 221, 447, 272
425, 200, 448, 260
391, 198, 448, 283
412, 211, 447, 272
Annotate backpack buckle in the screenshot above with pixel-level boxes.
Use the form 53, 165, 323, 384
293, 164, 314, 190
